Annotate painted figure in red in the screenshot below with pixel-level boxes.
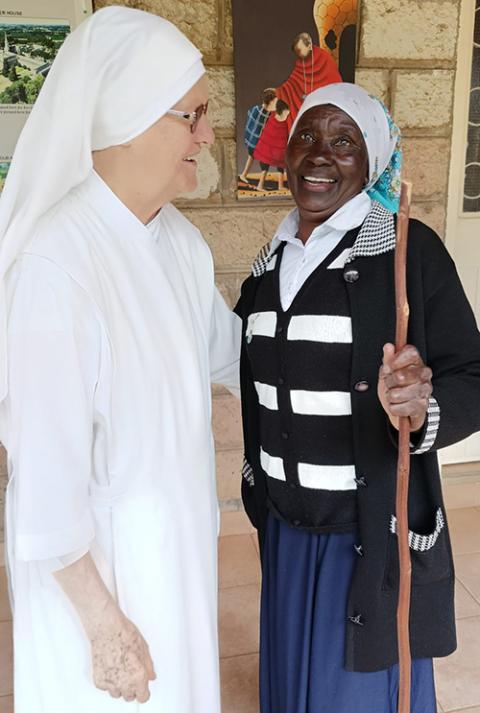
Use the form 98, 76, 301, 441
253, 99, 290, 191
276, 32, 341, 132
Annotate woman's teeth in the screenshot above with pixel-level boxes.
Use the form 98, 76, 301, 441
183, 156, 196, 163
303, 176, 336, 184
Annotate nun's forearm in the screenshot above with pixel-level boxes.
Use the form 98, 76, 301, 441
54, 551, 156, 701
53, 551, 121, 639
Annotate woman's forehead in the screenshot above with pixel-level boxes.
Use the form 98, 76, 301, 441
296, 104, 361, 132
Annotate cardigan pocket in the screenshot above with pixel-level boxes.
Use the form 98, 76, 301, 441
382, 506, 453, 589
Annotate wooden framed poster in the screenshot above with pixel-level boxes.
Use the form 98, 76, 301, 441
0, 0, 92, 190
232, 0, 360, 200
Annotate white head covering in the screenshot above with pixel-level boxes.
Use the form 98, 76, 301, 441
0, 6, 205, 401
289, 83, 402, 214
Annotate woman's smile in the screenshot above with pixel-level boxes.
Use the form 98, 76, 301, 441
300, 174, 338, 191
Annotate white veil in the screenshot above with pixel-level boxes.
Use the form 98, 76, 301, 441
0, 6, 205, 401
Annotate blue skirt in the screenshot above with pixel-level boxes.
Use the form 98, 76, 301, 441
260, 513, 437, 713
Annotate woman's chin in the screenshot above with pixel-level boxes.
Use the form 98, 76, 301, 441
295, 193, 340, 217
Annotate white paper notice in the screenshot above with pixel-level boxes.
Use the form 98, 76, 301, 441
0, 0, 91, 188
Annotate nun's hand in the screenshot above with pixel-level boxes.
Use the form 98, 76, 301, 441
90, 600, 156, 704
377, 343, 432, 432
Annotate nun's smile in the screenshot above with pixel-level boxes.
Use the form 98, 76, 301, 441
182, 152, 200, 174
286, 104, 368, 226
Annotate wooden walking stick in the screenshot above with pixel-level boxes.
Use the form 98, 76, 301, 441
394, 181, 413, 713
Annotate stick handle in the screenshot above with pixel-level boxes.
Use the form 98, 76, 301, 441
395, 181, 413, 713
395, 182, 411, 349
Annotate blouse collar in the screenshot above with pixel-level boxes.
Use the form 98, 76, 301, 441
271, 191, 372, 252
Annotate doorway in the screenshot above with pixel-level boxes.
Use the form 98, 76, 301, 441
441, 0, 480, 465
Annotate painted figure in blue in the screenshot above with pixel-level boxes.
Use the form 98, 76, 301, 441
235, 83, 480, 713
239, 87, 278, 184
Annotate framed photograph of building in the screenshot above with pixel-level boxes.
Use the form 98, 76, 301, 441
232, 0, 360, 200
0, 0, 92, 184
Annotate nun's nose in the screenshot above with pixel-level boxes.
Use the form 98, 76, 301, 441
196, 115, 215, 147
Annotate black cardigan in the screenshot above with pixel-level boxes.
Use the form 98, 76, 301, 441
234, 219, 480, 672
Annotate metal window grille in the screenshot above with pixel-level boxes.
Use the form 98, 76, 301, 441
463, 1, 480, 212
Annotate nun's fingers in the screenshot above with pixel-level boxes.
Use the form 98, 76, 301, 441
135, 677, 151, 705
93, 676, 108, 692
144, 646, 156, 681
122, 688, 136, 703
93, 673, 113, 695
122, 646, 153, 703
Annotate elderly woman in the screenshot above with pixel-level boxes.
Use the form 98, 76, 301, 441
235, 83, 480, 713
0, 7, 241, 713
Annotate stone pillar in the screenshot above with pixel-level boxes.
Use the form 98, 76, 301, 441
356, 0, 460, 236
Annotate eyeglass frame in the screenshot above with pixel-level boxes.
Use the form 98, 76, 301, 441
165, 101, 209, 133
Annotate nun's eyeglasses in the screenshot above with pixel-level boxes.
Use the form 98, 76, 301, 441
166, 102, 209, 133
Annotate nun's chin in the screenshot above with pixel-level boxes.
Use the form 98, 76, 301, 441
176, 169, 199, 199
184, 174, 198, 194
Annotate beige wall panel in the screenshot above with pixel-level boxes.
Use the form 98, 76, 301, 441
402, 138, 450, 200
178, 144, 222, 203
215, 271, 248, 310
221, 138, 238, 200
392, 70, 455, 132
183, 207, 292, 270
212, 394, 243, 451
216, 449, 243, 502
355, 68, 390, 105
0, 449, 6, 544
361, 0, 459, 63
94, 0, 219, 55
410, 201, 446, 237
223, 0, 233, 54
207, 67, 236, 132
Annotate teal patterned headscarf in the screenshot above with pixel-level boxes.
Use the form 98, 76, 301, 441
288, 82, 402, 213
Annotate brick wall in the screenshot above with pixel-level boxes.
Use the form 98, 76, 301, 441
0, 0, 461, 540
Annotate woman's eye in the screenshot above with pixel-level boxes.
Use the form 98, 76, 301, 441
299, 132, 315, 144
334, 136, 352, 146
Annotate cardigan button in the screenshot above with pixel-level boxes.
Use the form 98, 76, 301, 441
278, 376, 285, 385
355, 476, 368, 487
348, 614, 364, 626
354, 380, 370, 392
354, 544, 364, 557
281, 431, 290, 440
289, 482, 297, 490
293, 519, 301, 527
276, 325, 284, 334
343, 268, 359, 283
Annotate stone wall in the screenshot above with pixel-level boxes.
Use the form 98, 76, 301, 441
0, 0, 462, 541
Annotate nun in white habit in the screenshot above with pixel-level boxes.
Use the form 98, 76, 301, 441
0, 7, 241, 712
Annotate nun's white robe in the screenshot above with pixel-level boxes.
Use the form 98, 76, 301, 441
3, 170, 241, 713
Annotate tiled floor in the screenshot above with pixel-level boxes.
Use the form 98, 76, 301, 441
0, 482, 479, 712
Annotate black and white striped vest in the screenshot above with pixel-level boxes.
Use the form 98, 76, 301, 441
246, 231, 362, 533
